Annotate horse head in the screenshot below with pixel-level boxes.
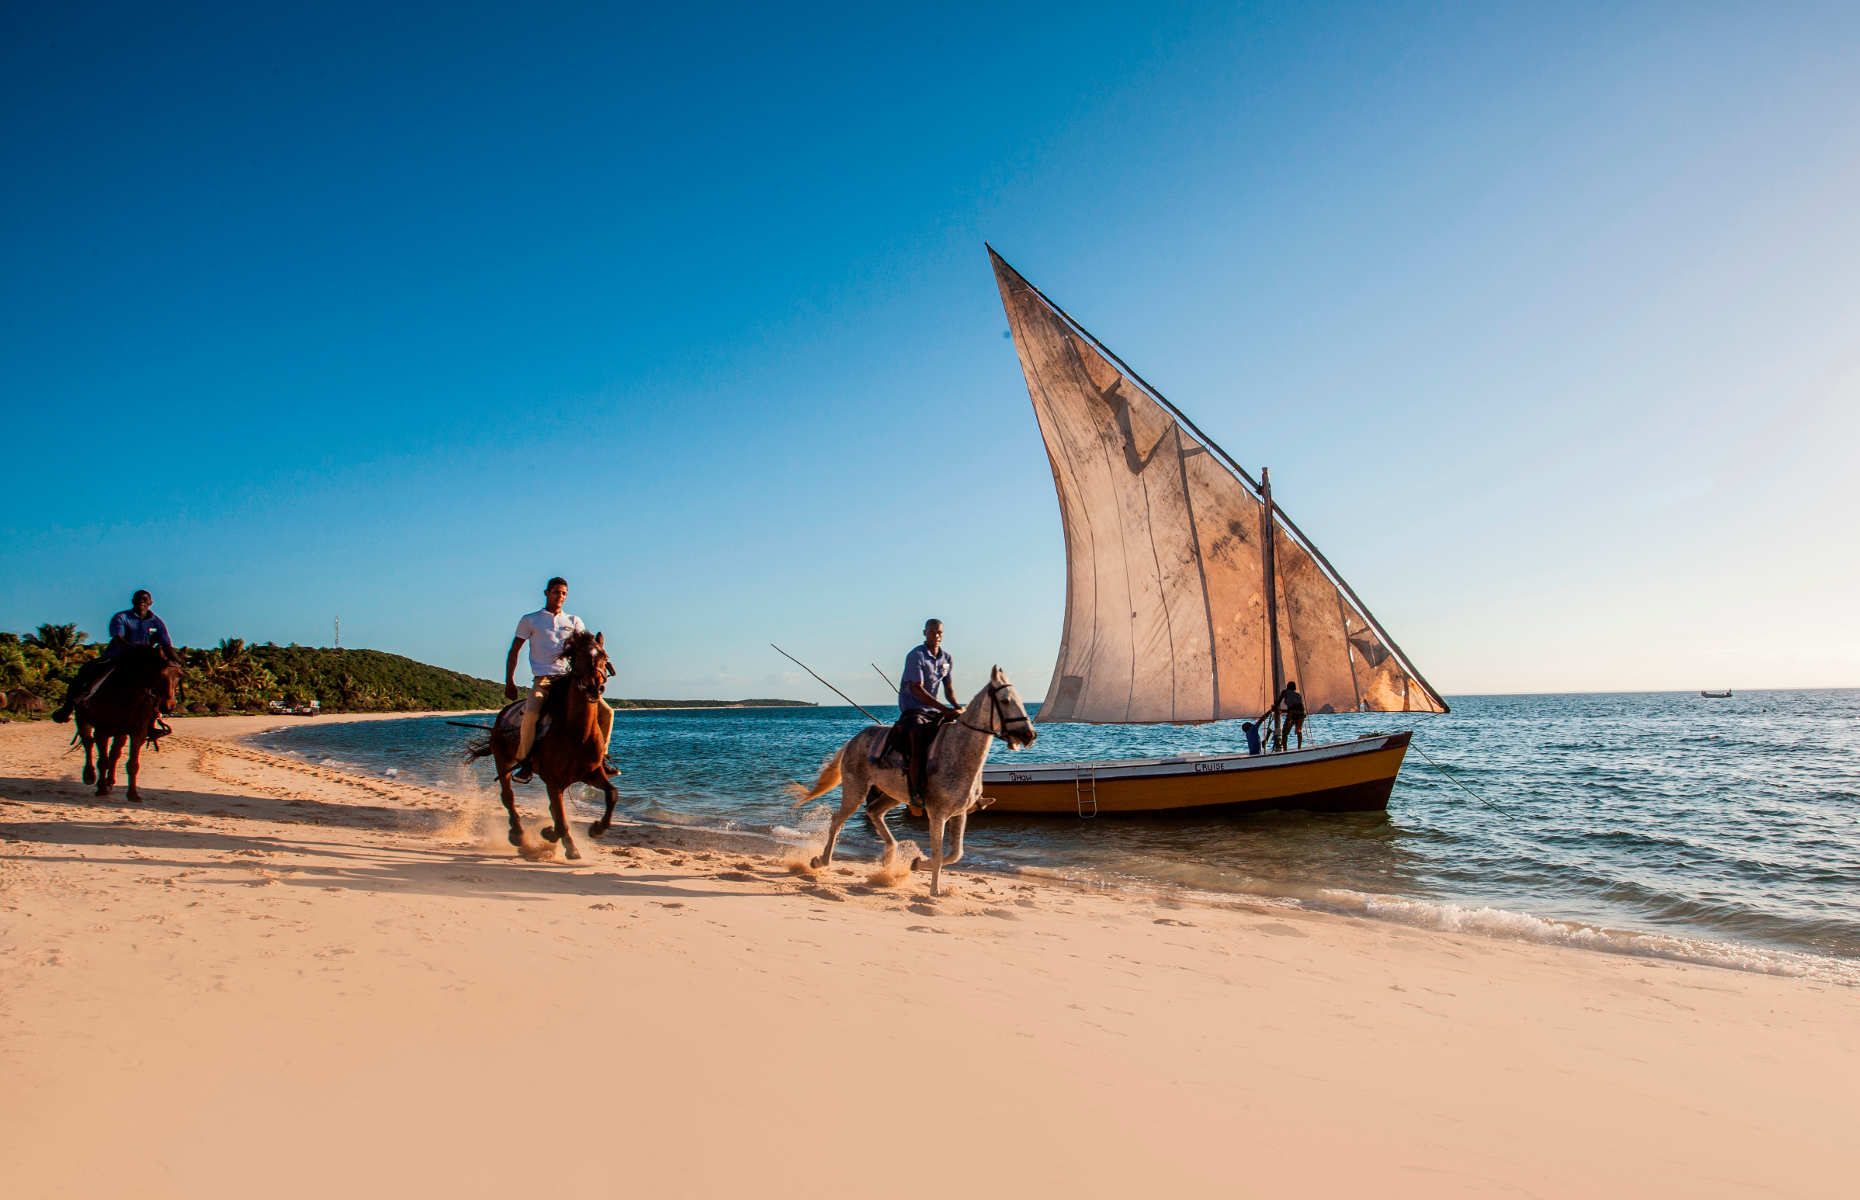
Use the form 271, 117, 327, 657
562, 630, 612, 699
976, 665, 1036, 750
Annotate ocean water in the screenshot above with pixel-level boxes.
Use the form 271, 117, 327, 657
252, 689, 1860, 983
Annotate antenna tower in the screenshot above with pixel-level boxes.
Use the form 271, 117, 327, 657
334, 617, 340, 649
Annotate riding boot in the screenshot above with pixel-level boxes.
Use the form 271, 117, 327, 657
508, 757, 535, 784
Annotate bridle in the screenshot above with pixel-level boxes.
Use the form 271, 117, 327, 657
570, 648, 611, 698
958, 679, 1034, 745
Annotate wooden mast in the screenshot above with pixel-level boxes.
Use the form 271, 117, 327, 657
1260, 466, 1285, 719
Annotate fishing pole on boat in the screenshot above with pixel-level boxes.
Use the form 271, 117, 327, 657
1407, 740, 1514, 819
769, 644, 887, 725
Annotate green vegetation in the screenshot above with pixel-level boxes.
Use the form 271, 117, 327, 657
608, 698, 816, 710
1, 624, 812, 716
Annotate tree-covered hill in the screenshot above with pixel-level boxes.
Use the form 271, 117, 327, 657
1, 625, 811, 716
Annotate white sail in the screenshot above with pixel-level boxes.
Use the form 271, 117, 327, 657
991, 248, 1447, 724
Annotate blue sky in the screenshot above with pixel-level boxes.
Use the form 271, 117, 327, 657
4, 2, 1857, 700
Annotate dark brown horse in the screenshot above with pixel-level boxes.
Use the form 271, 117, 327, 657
74, 645, 184, 803
468, 629, 618, 861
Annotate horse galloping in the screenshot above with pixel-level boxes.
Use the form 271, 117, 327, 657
791, 666, 1035, 896
74, 645, 184, 803
468, 629, 618, 861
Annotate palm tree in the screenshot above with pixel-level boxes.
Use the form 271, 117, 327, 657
26, 623, 89, 664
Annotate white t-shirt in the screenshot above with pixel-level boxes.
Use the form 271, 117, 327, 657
514, 608, 586, 680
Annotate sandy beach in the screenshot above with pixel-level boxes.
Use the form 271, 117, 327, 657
3, 714, 1857, 1199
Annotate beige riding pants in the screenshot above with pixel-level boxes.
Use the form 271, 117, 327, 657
516, 676, 614, 761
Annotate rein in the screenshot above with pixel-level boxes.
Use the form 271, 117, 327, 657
957, 681, 1033, 744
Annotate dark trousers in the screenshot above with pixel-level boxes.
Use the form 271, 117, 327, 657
888, 708, 953, 803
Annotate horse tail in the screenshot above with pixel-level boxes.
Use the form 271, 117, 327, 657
464, 738, 493, 762
788, 744, 845, 808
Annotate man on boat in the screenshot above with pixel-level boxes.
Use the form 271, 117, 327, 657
503, 576, 614, 783
893, 618, 961, 805
1259, 680, 1306, 751
1241, 721, 1262, 756
52, 589, 175, 726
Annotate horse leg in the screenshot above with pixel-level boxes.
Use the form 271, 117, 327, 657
79, 725, 96, 785
124, 733, 144, 803
585, 770, 617, 837
811, 761, 867, 870
913, 811, 949, 896
942, 808, 969, 868
496, 756, 525, 847
541, 782, 580, 860
863, 787, 904, 864
97, 734, 124, 797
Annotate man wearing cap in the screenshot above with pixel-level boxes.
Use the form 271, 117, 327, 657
503, 576, 615, 783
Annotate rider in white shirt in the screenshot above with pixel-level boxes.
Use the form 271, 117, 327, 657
504, 576, 614, 781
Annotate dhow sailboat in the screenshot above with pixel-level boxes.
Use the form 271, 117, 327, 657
978, 248, 1447, 816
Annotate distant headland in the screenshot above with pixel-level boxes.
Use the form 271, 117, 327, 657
0, 623, 810, 717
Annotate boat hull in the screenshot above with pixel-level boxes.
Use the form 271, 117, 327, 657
978, 731, 1412, 816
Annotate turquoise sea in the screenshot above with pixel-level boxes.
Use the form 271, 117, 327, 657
252, 689, 1860, 984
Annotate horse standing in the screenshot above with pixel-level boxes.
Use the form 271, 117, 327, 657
468, 629, 619, 861
74, 645, 184, 803
791, 666, 1035, 896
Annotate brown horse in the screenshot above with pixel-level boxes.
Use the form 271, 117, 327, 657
468, 629, 619, 861
74, 645, 184, 803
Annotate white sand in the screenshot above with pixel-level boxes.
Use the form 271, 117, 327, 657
3, 714, 1857, 1198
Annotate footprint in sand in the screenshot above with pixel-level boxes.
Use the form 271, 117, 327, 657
905, 924, 949, 935
716, 871, 760, 883
800, 885, 845, 902
982, 908, 1019, 920
907, 902, 938, 917
1255, 922, 1306, 937
1154, 918, 1195, 927
588, 902, 618, 911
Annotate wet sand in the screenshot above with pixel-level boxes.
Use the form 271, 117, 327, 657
3, 714, 1857, 1198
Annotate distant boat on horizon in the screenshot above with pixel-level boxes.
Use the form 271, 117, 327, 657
976, 247, 1444, 817
1701, 689, 1733, 699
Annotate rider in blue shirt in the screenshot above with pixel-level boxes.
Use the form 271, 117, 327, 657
54, 590, 175, 723
892, 619, 961, 805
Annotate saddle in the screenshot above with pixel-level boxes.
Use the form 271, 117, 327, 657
881, 708, 955, 803
494, 701, 553, 744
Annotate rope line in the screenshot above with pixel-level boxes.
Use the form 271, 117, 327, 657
1408, 740, 1515, 819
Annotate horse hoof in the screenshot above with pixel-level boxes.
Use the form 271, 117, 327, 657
82, 769, 95, 784
564, 844, 582, 861
126, 793, 142, 804
540, 825, 560, 842
507, 828, 524, 847
808, 855, 824, 870
911, 858, 926, 871
588, 820, 609, 837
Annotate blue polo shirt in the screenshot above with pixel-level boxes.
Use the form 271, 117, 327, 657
898, 644, 952, 712
107, 610, 172, 657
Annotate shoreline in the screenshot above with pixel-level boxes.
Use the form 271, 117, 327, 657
5, 714, 1859, 1197
245, 711, 1860, 989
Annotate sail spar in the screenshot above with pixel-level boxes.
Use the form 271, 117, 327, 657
990, 247, 1448, 724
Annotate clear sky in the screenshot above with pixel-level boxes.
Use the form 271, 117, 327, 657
4, 2, 1857, 701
